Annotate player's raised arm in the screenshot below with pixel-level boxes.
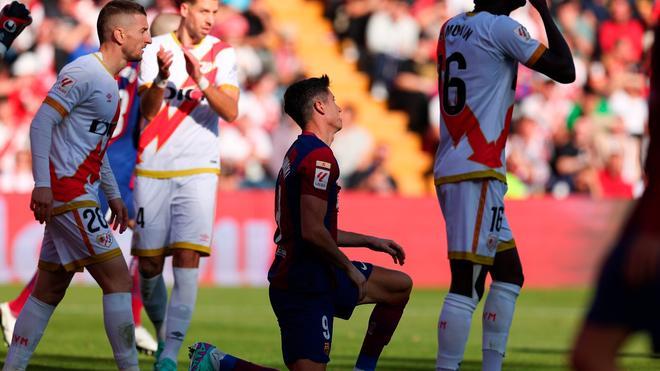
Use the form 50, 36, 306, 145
525, 0, 575, 83
139, 45, 173, 121
0, 1, 32, 58
182, 46, 239, 122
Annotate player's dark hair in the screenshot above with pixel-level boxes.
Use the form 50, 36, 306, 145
283, 75, 331, 129
97, 0, 147, 44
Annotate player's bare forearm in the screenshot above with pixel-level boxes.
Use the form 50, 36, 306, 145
529, 2, 575, 83
337, 230, 377, 247
304, 225, 355, 272
140, 85, 166, 122
301, 194, 354, 272
203, 86, 239, 122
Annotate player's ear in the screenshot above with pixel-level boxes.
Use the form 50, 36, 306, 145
313, 100, 325, 115
113, 27, 125, 44
180, 2, 190, 17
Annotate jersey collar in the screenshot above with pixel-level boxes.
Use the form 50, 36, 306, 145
171, 31, 206, 50
92, 53, 115, 77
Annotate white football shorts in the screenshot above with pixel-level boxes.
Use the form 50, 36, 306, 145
131, 173, 218, 257
436, 179, 516, 266
39, 203, 122, 272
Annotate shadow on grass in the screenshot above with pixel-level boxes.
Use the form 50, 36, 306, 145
330, 354, 567, 370
1, 353, 283, 371
510, 346, 660, 360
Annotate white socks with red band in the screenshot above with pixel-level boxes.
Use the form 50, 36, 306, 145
482, 281, 521, 371
3, 296, 54, 371
436, 293, 477, 371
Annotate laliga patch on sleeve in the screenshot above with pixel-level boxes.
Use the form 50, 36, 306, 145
314, 168, 330, 190
56, 75, 77, 95
514, 25, 531, 42
316, 160, 332, 169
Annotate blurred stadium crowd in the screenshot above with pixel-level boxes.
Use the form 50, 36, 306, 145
0, 0, 658, 199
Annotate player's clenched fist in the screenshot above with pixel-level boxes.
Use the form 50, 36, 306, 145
156, 45, 173, 80
0, 1, 32, 57
30, 186, 52, 224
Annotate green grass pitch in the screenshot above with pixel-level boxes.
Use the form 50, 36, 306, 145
0, 286, 658, 370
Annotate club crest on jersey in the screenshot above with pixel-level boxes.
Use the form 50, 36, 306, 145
314, 168, 330, 190
56, 76, 76, 95
486, 234, 498, 251
96, 232, 113, 247
89, 119, 117, 137
514, 25, 531, 42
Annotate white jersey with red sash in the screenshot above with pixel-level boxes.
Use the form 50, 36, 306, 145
45, 53, 121, 213
136, 32, 239, 178
434, 12, 545, 185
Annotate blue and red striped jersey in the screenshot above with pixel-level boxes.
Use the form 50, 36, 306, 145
268, 132, 340, 293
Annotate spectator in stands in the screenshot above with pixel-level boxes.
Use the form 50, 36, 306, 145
365, 0, 419, 100
331, 104, 373, 182
506, 116, 551, 195
599, 0, 644, 62
346, 143, 397, 195
597, 150, 633, 199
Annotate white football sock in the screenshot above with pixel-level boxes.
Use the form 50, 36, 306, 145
482, 281, 521, 371
160, 267, 199, 363
436, 293, 477, 371
103, 293, 139, 370
140, 273, 167, 341
2, 296, 55, 371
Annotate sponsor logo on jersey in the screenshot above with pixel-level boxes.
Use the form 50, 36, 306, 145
96, 232, 113, 247
106, 93, 113, 102
314, 168, 330, 190
164, 86, 204, 102
89, 119, 117, 137
56, 76, 76, 95
316, 160, 331, 169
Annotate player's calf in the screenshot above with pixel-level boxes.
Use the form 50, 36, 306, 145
355, 267, 412, 371
481, 248, 524, 371
437, 261, 485, 371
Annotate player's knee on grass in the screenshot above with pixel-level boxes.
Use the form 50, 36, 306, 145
448, 259, 488, 300
491, 248, 524, 287
172, 249, 201, 268
138, 255, 165, 278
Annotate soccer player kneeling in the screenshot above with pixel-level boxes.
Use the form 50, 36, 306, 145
268, 75, 412, 371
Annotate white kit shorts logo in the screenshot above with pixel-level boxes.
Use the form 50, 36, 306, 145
314, 168, 330, 190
